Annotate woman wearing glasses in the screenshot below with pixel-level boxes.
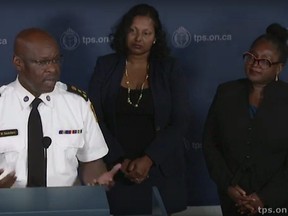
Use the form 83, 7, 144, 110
203, 23, 288, 216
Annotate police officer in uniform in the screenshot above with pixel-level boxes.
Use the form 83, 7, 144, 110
0, 28, 120, 188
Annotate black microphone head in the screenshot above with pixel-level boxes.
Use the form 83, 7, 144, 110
42, 136, 52, 149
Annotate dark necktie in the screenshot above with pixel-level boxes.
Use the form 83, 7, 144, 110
27, 97, 45, 187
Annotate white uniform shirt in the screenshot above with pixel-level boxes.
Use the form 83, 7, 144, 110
0, 78, 108, 187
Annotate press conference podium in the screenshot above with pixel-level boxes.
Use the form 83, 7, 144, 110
123, 186, 168, 216
0, 186, 110, 216
151, 186, 168, 216
0, 186, 167, 216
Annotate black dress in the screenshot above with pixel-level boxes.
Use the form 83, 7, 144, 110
106, 86, 155, 215
106, 86, 187, 215
116, 86, 155, 159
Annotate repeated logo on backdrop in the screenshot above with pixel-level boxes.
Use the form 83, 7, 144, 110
171, 26, 233, 48
0, 37, 8, 45
60, 27, 110, 51
59, 26, 232, 51
60, 28, 80, 50
172, 26, 192, 48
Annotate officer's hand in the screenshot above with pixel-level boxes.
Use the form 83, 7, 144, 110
0, 169, 17, 188
89, 163, 121, 188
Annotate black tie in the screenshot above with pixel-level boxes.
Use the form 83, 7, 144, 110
27, 97, 45, 187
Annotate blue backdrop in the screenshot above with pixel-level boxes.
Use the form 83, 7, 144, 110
1, 0, 288, 206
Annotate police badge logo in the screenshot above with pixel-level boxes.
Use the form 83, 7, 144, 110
172, 26, 191, 48
60, 28, 80, 50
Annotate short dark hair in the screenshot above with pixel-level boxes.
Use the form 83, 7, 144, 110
110, 3, 170, 59
250, 23, 288, 65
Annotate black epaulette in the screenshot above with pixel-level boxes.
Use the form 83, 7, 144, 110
66, 84, 88, 101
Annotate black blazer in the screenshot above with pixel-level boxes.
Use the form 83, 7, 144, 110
88, 53, 191, 176
203, 78, 288, 208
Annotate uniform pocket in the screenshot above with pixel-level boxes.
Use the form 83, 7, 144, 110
53, 133, 84, 174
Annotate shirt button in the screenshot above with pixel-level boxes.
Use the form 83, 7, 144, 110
156, 126, 161, 131
245, 155, 251, 159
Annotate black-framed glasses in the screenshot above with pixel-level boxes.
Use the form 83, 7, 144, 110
29, 55, 63, 67
243, 52, 281, 69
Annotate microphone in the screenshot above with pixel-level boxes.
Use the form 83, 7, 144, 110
42, 136, 52, 187
42, 136, 52, 150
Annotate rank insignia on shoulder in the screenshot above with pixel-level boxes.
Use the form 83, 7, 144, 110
0, 129, 18, 137
90, 103, 98, 122
59, 129, 83, 134
67, 84, 88, 101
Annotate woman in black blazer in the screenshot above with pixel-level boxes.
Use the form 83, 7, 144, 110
88, 4, 191, 215
203, 23, 288, 216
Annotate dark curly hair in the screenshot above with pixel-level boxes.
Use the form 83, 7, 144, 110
109, 3, 170, 59
250, 23, 288, 65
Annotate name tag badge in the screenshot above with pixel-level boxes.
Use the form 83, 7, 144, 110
0, 129, 18, 137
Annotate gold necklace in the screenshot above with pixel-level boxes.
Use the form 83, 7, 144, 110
125, 60, 149, 108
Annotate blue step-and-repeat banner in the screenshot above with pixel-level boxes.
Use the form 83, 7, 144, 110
1, 0, 288, 207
